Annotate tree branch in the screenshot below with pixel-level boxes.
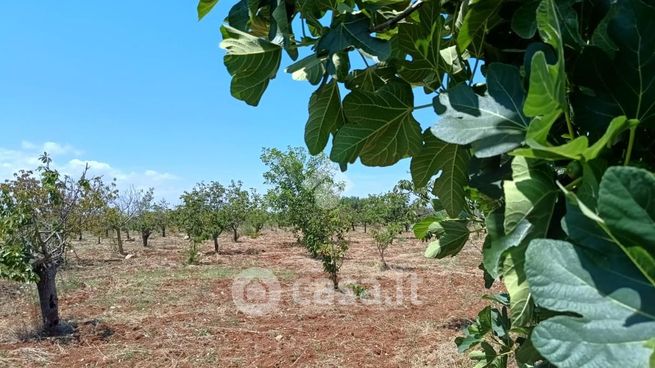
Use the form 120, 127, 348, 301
371, 0, 425, 33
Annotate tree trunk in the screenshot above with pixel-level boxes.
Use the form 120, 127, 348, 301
213, 235, 219, 253
125, 229, 132, 240
364, 223, 367, 233
330, 273, 339, 290
97, 236, 101, 245
404, 223, 409, 232
379, 250, 388, 270
161, 226, 166, 237
233, 227, 239, 242
141, 230, 151, 247
105, 229, 109, 238
116, 228, 125, 255
351, 223, 355, 232
35, 264, 62, 335
78, 231, 83, 241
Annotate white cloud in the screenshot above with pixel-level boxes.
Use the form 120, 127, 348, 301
0, 141, 183, 203
42, 141, 83, 156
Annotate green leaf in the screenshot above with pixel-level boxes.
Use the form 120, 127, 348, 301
220, 26, 282, 106
424, 239, 441, 258
197, 0, 219, 20
317, 13, 391, 61
331, 80, 422, 166
515, 115, 630, 162
573, 0, 655, 133
512, 136, 588, 161
503, 157, 557, 237
304, 80, 346, 155
526, 239, 655, 368
523, 0, 567, 119
511, 0, 539, 39
523, 52, 564, 118
598, 166, 655, 285
432, 63, 529, 158
394, 0, 447, 90
646, 338, 655, 367
413, 215, 445, 240
582, 116, 629, 161
457, 0, 503, 52
425, 220, 470, 258
482, 211, 532, 279
272, 0, 299, 60
410, 131, 469, 217
503, 246, 533, 329
286, 54, 326, 85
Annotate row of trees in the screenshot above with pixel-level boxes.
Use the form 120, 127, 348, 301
1, 148, 421, 335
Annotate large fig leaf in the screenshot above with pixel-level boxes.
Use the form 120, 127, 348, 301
220, 25, 282, 106
432, 63, 529, 158
598, 166, 655, 285
331, 80, 422, 166
410, 131, 469, 217
572, 0, 655, 137
304, 80, 345, 155
526, 239, 655, 368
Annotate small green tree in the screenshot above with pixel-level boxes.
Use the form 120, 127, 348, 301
262, 147, 349, 285
340, 196, 364, 231
132, 188, 156, 247
370, 222, 402, 270
178, 181, 228, 254
246, 189, 269, 237
224, 180, 250, 242
0, 154, 91, 335
152, 199, 171, 237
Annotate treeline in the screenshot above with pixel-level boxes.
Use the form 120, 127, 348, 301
0, 148, 436, 335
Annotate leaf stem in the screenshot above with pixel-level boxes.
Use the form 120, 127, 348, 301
414, 103, 433, 110
564, 108, 575, 138
370, 0, 425, 32
624, 126, 636, 166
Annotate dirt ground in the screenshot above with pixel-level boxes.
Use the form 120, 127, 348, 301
0, 229, 498, 368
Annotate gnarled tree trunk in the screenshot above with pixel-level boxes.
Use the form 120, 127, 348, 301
141, 230, 151, 247
115, 227, 125, 255
35, 264, 62, 335
232, 227, 239, 242
213, 235, 220, 253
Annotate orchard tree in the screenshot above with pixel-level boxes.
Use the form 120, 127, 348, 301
131, 188, 156, 247
339, 196, 364, 231
262, 147, 350, 286
0, 155, 91, 335
152, 199, 171, 237
247, 189, 269, 237
371, 222, 403, 270
69, 176, 116, 244
224, 180, 250, 242
200, 0, 655, 365
262, 147, 344, 255
107, 186, 147, 254
178, 181, 228, 254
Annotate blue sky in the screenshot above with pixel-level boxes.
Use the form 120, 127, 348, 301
0, 1, 441, 203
